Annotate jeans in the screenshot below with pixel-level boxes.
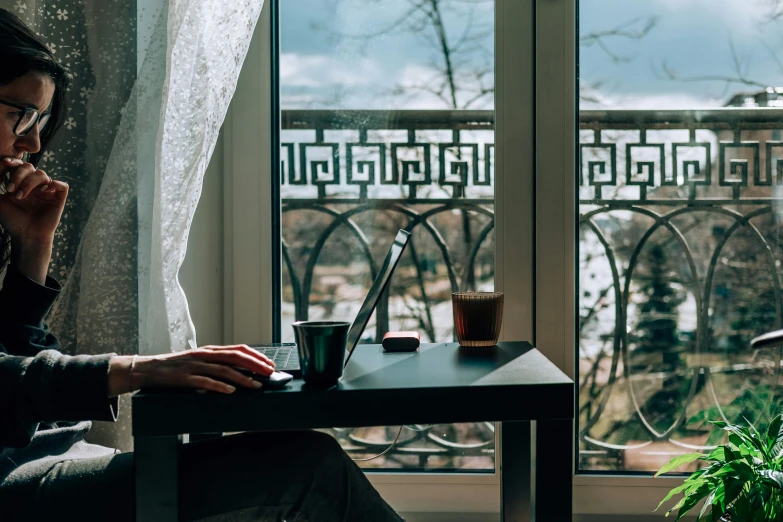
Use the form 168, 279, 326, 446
0, 430, 403, 522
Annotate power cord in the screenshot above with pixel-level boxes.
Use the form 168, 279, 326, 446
350, 425, 405, 462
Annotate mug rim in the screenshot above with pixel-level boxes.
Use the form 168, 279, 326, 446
292, 320, 351, 327
452, 291, 504, 297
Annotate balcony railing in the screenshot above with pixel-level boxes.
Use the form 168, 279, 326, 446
280, 108, 783, 472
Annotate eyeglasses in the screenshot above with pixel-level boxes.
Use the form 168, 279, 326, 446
0, 98, 51, 137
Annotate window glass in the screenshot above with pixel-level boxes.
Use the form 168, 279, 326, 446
280, 0, 496, 471
579, 0, 783, 473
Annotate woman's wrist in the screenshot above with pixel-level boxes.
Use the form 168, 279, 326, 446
108, 356, 134, 397
11, 237, 53, 284
108, 355, 154, 396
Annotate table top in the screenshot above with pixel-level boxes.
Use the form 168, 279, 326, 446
132, 341, 574, 437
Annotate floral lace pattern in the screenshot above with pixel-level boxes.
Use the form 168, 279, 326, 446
136, 0, 264, 355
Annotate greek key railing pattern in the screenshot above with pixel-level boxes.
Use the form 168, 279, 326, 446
579, 109, 783, 471
281, 108, 783, 472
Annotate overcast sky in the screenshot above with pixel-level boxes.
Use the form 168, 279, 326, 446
280, 0, 783, 110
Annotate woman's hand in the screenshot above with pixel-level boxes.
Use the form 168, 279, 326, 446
0, 157, 67, 243
107, 345, 277, 397
0, 157, 68, 283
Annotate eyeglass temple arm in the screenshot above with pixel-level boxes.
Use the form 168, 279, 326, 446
751, 329, 783, 350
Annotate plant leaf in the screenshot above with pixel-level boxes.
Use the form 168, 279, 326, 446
673, 483, 712, 522
656, 480, 703, 511
766, 414, 783, 453
722, 478, 744, 513
759, 470, 783, 490
710, 461, 754, 481
748, 483, 772, 522
733, 491, 751, 522
713, 421, 754, 442
715, 420, 769, 457
698, 486, 718, 521
771, 415, 783, 461
705, 446, 726, 462
686, 478, 711, 497
667, 481, 711, 517
744, 416, 763, 445
656, 453, 706, 477
711, 481, 730, 520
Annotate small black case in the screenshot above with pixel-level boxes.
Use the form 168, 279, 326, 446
382, 331, 421, 352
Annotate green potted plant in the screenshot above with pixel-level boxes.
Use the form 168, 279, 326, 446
655, 414, 783, 521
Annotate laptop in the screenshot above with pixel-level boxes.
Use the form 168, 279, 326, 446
250, 229, 411, 377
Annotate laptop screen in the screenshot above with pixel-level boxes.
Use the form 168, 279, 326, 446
343, 229, 411, 366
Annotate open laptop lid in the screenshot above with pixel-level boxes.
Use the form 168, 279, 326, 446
343, 229, 411, 367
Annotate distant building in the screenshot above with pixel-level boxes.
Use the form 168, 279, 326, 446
724, 87, 783, 107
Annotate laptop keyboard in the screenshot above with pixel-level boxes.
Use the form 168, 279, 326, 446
255, 346, 300, 370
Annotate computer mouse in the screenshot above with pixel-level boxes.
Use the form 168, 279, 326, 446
251, 370, 294, 389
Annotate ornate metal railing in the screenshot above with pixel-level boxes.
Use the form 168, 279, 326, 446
280, 110, 495, 346
281, 110, 495, 470
280, 108, 783, 472
579, 108, 783, 471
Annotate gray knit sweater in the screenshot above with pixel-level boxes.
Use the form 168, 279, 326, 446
0, 268, 118, 482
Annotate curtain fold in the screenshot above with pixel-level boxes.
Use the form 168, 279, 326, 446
51, 0, 264, 355
138, 0, 265, 355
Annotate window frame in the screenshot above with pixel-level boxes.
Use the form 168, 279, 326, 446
195, 0, 686, 516
534, 0, 686, 515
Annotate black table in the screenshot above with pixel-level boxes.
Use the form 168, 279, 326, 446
132, 341, 574, 522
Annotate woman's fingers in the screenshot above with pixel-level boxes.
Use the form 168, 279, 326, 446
3, 160, 34, 194
14, 169, 51, 199
35, 179, 69, 199
203, 344, 276, 367
235, 344, 277, 367
187, 349, 275, 376
186, 361, 263, 390
1, 157, 23, 176
3, 161, 50, 199
183, 374, 237, 394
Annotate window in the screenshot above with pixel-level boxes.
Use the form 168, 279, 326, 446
577, 0, 783, 478
193, 0, 783, 515
276, 0, 497, 473
212, 0, 536, 514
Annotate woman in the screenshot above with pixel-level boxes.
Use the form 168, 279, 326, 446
0, 9, 402, 522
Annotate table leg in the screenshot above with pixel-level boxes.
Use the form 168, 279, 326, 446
535, 419, 573, 522
500, 421, 531, 522
135, 435, 180, 522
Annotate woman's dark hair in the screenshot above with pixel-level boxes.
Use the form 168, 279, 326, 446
0, 8, 70, 166
0, 8, 69, 272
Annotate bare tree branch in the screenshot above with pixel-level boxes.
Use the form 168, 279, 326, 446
655, 39, 770, 96
580, 17, 658, 63
428, 0, 459, 107
654, 0, 783, 100
311, 1, 430, 44
760, 38, 783, 74
315, 0, 493, 109
316, 1, 655, 108
762, 0, 783, 21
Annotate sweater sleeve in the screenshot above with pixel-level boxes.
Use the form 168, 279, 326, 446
0, 268, 62, 357
0, 350, 119, 448
0, 269, 119, 449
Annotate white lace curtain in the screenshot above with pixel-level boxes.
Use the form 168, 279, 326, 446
50, 0, 264, 356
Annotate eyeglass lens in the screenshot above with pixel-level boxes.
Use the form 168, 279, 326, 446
16, 110, 50, 136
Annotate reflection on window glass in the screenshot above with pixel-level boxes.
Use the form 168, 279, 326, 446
579, 0, 783, 473
280, 0, 495, 471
